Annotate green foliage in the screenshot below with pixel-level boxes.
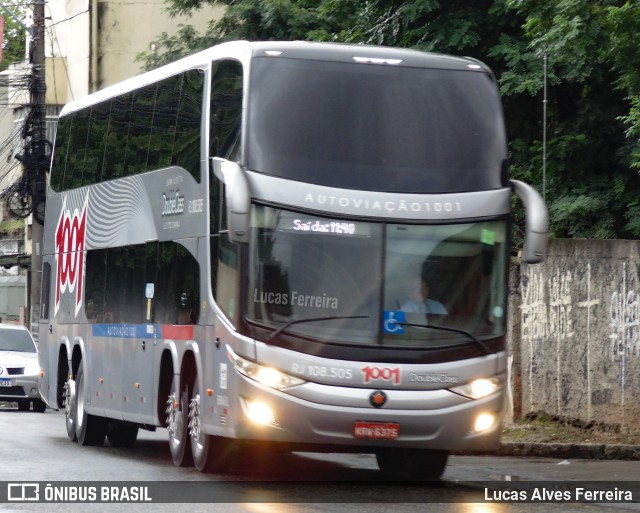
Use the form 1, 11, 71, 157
1, 6, 27, 71
139, 0, 640, 240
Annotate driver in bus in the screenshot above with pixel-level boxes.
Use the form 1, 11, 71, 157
401, 275, 447, 315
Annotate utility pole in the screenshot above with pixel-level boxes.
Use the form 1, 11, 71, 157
28, 0, 47, 336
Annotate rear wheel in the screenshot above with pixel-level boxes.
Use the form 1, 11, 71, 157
75, 360, 107, 446
64, 372, 78, 441
167, 376, 193, 467
376, 448, 449, 480
190, 378, 235, 473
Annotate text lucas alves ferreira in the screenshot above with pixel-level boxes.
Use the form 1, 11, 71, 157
484, 486, 634, 503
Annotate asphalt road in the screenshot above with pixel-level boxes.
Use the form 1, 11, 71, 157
1, 405, 640, 512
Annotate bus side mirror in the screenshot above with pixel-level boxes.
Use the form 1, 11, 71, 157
210, 157, 250, 244
511, 180, 548, 264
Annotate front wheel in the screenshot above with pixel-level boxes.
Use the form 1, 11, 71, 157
190, 378, 235, 473
376, 448, 449, 480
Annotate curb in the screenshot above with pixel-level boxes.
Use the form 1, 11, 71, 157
496, 442, 640, 461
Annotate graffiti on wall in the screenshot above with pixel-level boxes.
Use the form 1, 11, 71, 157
519, 252, 640, 427
609, 262, 640, 362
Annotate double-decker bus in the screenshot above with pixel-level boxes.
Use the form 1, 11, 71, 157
38, 41, 547, 479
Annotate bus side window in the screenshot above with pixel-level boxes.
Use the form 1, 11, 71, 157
128, 85, 156, 176
174, 68, 204, 182
66, 109, 91, 190
210, 59, 243, 161
85, 248, 107, 323
40, 262, 51, 320
85, 102, 110, 186
148, 75, 181, 170
153, 241, 200, 325
50, 116, 72, 192
107, 93, 133, 181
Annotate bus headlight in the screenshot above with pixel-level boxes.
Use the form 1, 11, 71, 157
227, 346, 306, 390
449, 375, 503, 400
473, 412, 496, 433
241, 398, 278, 426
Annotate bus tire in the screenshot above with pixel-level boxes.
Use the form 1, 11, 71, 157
75, 360, 107, 446
64, 371, 78, 442
190, 378, 234, 473
106, 420, 139, 448
376, 448, 449, 480
167, 378, 193, 467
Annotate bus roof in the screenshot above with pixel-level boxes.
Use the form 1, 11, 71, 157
59, 40, 492, 117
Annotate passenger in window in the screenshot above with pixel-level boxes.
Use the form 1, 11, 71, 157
177, 292, 196, 324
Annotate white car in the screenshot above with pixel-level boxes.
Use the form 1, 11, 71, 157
0, 324, 46, 412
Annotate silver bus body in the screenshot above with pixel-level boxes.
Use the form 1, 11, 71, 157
38, 41, 547, 478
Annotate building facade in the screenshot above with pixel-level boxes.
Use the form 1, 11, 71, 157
0, 0, 223, 327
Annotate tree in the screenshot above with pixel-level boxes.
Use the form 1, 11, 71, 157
502, 0, 640, 238
1, 6, 27, 72
139, 0, 640, 240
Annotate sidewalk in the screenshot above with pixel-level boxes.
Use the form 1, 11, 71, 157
496, 416, 640, 460
497, 441, 640, 460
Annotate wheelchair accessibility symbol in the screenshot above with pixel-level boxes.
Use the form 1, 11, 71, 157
383, 311, 405, 334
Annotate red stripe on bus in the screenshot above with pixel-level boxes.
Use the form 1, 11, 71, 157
161, 325, 194, 340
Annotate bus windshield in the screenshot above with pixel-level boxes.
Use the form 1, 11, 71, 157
246, 205, 508, 348
247, 57, 506, 193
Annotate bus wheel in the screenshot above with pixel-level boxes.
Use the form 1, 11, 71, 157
166, 379, 193, 467
106, 420, 139, 448
75, 360, 107, 446
64, 372, 78, 442
190, 378, 234, 473
376, 448, 449, 480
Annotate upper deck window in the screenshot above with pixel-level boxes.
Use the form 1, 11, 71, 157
50, 69, 204, 192
247, 57, 507, 193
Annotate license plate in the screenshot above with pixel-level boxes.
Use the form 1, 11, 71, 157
353, 421, 400, 439
0, 378, 12, 388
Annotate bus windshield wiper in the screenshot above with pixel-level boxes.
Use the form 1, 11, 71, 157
397, 321, 491, 356
266, 315, 369, 343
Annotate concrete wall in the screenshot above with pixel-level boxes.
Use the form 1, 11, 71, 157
515, 239, 640, 431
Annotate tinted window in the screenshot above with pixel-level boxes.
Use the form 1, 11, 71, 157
50, 69, 205, 192
50, 117, 72, 190
41, 262, 51, 320
84, 102, 111, 186
248, 58, 507, 193
85, 242, 199, 325
65, 109, 91, 189
173, 69, 204, 181
153, 241, 200, 324
106, 93, 133, 181
210, 60, 243, 160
